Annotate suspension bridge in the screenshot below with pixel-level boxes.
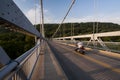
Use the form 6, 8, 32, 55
0, 0, 120, 80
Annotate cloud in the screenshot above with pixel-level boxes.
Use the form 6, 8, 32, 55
21, 0, 26, 2
65, 13, 120, 24
25, 5, 55, 24
14, 0, 27, 2
25, 5, 120, 25
25, 6, 41, 24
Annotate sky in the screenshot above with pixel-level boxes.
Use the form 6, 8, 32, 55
13, 0, 120, 25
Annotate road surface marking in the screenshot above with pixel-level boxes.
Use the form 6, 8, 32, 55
59, 44, 120, 74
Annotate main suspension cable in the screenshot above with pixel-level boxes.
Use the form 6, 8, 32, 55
52, 0, 76, 38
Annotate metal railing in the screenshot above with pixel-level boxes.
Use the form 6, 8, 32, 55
0, 41, 43, 80
54, 40, 120, 53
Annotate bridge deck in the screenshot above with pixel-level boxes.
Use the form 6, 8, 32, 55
30, 41, 120, 80
31, 42, 67, 80
47, 41, 120, 80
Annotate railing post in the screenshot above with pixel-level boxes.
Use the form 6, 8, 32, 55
37, 38, 41, 55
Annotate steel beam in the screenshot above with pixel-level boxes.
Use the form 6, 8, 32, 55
0, 0, 42, 38
54, 31, 120, 40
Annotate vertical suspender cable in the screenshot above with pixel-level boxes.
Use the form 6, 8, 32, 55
93, 0, 99, 36
59, 25, 61, 37
95, 0, 99, 33
93, 0, 96, 41
34, 0, 36, 28
87, 0, 97, 47
92, 0, 97, 47
73, 23, 74, 36
40, 0, 45, 37
71, 23, 72, 36
63, 23, 65, 37
34, 0, 37, 43
52, 0, 76, 38
62, 24, 64, 37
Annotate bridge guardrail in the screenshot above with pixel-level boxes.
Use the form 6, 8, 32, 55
0, 42, 42, 80
54, 40, 120, 53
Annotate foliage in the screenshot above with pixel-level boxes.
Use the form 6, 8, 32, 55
41, 22, 120, 42
0, 28, 35, 59
0, 22, 120, 59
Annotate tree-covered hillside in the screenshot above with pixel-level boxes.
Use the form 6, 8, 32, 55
0, 22, 120, 59
39, 22, 120, 38
0, 27, 35, 59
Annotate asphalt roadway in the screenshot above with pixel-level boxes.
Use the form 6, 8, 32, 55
48, 41, 120, 80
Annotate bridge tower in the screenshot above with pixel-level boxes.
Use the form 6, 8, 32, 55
40, 0, 45, 37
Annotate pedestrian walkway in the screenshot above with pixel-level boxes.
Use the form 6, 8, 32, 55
32, 42, 67, 80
